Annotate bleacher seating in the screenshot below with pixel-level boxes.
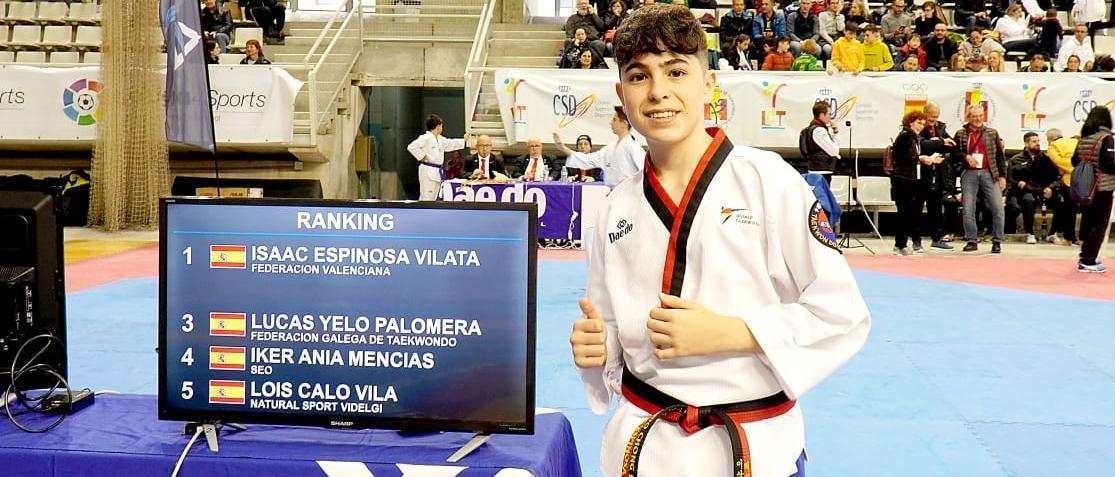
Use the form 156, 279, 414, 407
66, 2, 98, 25
4, 2, 36, 24
7, 24, 39, 49
230, 27, 263, 52
49, 50, 78, 63
81, 50, 98, 63
34, 2, 67, 24
71, 24, 98, 50
40, 25, 71, 49
220, 52, 243, 65
15, 49, 43, 62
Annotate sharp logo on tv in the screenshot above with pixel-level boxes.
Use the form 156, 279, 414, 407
209, 89, 267, 111
62, 78, 102, 126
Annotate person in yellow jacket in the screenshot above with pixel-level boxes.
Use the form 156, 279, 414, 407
861, 24, 894, 71
1045, 128, 1081, 245
830, 23, 864, 72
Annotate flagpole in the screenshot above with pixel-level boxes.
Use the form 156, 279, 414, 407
197, 0, 220, 197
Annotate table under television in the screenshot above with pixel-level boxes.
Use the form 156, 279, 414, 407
0, 394, 581, 477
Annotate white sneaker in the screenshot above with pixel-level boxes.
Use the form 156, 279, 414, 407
1026, 234, 1037, 244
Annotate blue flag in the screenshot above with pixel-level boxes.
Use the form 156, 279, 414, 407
160, 0, 216, 152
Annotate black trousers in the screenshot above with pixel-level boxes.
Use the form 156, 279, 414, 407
912, 182, 943, 243
1079, 190, 1114, 265
1049, 187, 1079, 241
247, 5, 285, 37
891, 177, 920, 248
1005, 191, 1039, 234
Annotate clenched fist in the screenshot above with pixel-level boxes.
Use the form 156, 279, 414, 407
570, 298, 607, 368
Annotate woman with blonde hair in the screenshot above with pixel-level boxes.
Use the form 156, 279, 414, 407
949, 52, 968, 71
985, 50, 1006, 72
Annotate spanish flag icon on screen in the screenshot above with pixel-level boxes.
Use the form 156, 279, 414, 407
210, 312, 246, 337
208, 380, 246, 405
209, 346, 246, 371
210, 245, 246, 269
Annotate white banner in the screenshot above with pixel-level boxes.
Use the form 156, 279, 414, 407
0, 65, 302, 144
495, 69, 1115, 150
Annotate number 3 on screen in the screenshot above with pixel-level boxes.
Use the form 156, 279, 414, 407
182, 314, 194, 333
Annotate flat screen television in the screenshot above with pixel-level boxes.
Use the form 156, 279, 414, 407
159, 198, 537, 435
0, 185, 67, 390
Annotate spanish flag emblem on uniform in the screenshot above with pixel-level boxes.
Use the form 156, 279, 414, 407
210, 245, 246, 269
210, 312, 246, 337
208, 380, 246, 405
209, 346, 246, 371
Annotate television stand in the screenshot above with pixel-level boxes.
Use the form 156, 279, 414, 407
446, 432, 490, 463
183, 421, 247, 452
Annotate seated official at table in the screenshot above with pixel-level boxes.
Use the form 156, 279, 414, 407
516, 139, 563, 181
462, 134, 508, 180
563, 134, 603, 182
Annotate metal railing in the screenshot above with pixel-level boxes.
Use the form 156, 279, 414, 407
464, 0, 497, 134
303, 0, 364, 147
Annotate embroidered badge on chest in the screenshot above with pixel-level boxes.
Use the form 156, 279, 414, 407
809, 201, 841, 253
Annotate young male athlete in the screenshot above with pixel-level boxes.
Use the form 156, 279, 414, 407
569, 5, 871, 477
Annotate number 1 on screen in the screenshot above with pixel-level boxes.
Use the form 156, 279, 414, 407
183, 247, 192, 265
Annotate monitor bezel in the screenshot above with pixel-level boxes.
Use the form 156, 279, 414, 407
158, 197, 538, 435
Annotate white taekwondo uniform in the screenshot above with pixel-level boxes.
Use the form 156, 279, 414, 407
407, 131, 466, 200
563, 134, 645, 187
579, 129, 870, 477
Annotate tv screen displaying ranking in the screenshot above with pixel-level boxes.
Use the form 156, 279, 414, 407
159, 198, 537, 434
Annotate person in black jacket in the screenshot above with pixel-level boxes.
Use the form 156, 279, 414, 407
915, 102, 956, 250
923, 23, 958, 71
240, 0, 286, 44
201, 0, 233, 53
719, 0, 754, 61
1005, 133, 1053, 242
891, 110, 937, 255
1072, 106, 1115, 272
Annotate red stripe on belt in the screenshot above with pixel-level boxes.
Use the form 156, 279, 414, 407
620, 371, 796, 477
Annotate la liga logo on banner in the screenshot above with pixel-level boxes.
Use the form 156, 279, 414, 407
62, 78, 102, 126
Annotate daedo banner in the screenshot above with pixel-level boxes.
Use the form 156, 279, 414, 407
0, 65, 302, 144
495, 69, 1115, 150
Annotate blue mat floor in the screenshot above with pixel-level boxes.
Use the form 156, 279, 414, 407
63, 261, 1115, 476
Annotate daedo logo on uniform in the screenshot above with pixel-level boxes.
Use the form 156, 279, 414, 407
609, 219, 633, 243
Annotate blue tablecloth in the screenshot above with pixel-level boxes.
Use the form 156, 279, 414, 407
0, 394, 581, 477
802, 173, 842, 224
441, 180, 608, 240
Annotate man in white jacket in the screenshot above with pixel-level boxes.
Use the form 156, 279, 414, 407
1056, 24, 1095, 71
569, 5, 870, 477
407, 114, 470, 200
553, 106, 645, 187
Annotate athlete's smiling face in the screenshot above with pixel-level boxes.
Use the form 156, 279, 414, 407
615, 51, 714, 147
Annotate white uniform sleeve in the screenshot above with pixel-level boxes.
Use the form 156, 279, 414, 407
407, 133, 430, 161
742, 169, 870, 400
812, 127, 842, 159
564, 149, 608, 170
618, 140, 645, 180
439, 136, 467, 152
579, 200, 623, 414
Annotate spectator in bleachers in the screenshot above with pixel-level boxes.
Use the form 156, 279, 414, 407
788, 0, 823, 56
880, 0, 914, 45
1036, 8, 1063, 59
602, 0, 629, 34
862, 24, 895, 70
900, 54, 921, 70
201, 0, 233, 53
985, 50, 1006, 71
898, 33, 927, 69
949, 51, 968, 70
953, 104, 1007, 253
1074, 0, 1108, 39
720, 0, 754, 60
1024, 53, 1050, 71
752, 1, 788, 48
793, 38, 828, 69
763, 37, 796, 69
205, 40, 221, 65
565, 0, 607, 43
817, 0, 846, 51
576, 48, 608, 68
1063, 54, 1083, 72
558, 28, 603, 68
843, 0, 870, 27
1055, 25, 1094, 71
924, 23, 959, 70
958, 27, 1005, 70
241, 0, 286, 45
1044, 128, 1080, 245
914, 1, 946, 37
954, 0, 993, 29
994, 5, 1039, 55
1094, 54, 1115, 71
1072, 105, 1115, 272
240, 39, 270, 64
890, 110, 934, 255
831, 23, 865, 71
462, 135, 507, 180
718, 35, 756, 69
1005, 132, 1052, 243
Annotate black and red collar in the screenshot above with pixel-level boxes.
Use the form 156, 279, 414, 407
641, 128, 734, 295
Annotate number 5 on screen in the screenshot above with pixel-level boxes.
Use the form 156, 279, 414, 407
182, 381, 194, 400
